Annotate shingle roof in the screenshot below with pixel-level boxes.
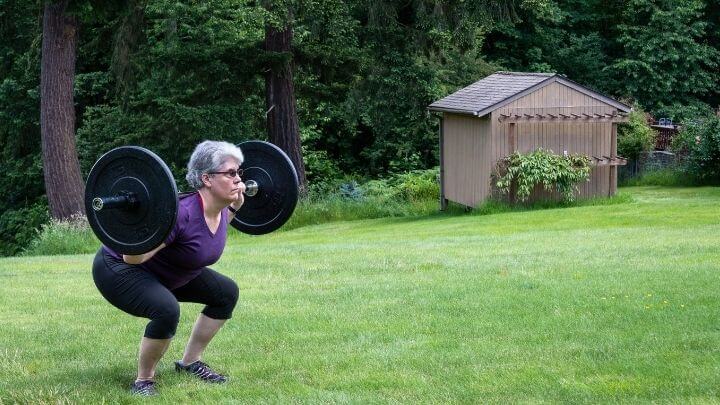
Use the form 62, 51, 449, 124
428, 72, 631, 116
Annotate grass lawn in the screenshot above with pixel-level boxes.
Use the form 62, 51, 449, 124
1, 186, 719, 403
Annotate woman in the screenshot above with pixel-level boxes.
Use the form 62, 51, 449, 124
92, 140, 246, 396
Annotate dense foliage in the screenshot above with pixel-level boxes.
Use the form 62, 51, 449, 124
1, 0, 720, 255
496, 149, 591, 202
617, 109, 656, 161
673, 115, 720, 184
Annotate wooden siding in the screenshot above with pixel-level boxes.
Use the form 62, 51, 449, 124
489, 82, 618, 201
442, 114, 492, 206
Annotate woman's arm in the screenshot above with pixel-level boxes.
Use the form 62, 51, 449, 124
123, 243, 166, 265
228, 182, 246, 221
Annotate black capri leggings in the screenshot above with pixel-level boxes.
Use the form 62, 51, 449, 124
92, 249, 239, 339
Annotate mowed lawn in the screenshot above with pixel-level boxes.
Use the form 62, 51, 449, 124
1, 186, 719, 403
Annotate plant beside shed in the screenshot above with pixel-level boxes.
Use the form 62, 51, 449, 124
495, 149, 591, 203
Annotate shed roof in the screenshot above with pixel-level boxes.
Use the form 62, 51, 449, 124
428, 72, 631, 116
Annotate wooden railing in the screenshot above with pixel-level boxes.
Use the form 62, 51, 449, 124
650, 124, 679, 151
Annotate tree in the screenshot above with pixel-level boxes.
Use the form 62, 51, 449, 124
609, 0, 719, 112
482, 0, 625, 94
337, 0, 515, 173
40, 0, 85, 219
264, 18, 307, 193
262, 2, 307, 193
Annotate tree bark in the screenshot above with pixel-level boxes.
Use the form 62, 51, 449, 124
264, 22, 307, 194
40, 0, 85, 219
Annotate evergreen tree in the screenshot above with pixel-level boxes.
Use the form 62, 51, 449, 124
609, 0, 719, 112
40, 0, 85, 219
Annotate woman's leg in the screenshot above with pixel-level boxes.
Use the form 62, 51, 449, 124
172, 268, 239, 364
92, 249, 182, 381
138, 337, 172, 381
181, 315, 226, 365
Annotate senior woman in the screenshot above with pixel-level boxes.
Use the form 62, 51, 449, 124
92, 140, 246, 396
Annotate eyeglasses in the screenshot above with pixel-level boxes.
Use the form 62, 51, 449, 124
207, 168, 243, 178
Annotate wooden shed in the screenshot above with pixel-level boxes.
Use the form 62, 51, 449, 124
428, 72, 632, 208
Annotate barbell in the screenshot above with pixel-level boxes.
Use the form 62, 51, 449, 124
84, 140, 299, 255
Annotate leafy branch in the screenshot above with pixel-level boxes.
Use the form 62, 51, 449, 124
496, 148, 591, 202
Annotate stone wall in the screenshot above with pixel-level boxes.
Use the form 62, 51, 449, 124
619, 151, 677, 181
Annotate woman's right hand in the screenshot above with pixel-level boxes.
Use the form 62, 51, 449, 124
123, 243, 166, 265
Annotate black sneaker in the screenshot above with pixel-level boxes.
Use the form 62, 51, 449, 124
130, 380, 158, 396
175, 360, 227, 383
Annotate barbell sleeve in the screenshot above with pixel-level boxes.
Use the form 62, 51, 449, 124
92, 194, 138, 211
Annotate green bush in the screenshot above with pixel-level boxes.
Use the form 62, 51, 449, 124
672, 115, 720, 184
23, 215, 100, 257
496, 148, 591, 202
654, 101, 716, 125
283, 169, 440, 230
0, 201, 50, 256
620, 168, 690, 187
617, 109, 656, 161
362, 169, 439, 203
302, 147, 344, 185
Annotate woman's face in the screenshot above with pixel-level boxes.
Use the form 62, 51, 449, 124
205, 158, 242, 203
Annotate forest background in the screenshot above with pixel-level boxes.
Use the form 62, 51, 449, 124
1, 0, 719, 256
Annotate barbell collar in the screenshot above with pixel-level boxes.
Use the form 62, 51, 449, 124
244, 180, 259, 197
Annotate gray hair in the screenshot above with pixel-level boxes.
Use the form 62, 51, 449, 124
185, 140, 244, 190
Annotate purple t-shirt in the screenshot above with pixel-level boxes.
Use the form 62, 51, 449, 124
103, 192, 229, 290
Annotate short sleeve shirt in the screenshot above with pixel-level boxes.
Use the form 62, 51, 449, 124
103, 192, 229, 290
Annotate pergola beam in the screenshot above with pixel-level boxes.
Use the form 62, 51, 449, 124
591, 155, 627, 166
498, 112, 629, 124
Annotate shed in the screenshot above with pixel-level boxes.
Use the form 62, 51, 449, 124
428, 71, 632, 209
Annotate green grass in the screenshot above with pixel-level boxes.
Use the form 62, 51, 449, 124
21, 189, 632, 257
1, 186, 719, 403
621, 168, 689, 187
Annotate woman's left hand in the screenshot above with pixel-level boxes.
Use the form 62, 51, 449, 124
230, 181, 246, 212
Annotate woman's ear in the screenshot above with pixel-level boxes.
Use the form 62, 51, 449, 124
201, 173, 213, 188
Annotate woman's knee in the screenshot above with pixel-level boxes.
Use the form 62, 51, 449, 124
226, 279, 239, 308
145, 302, 181, 339
204, 279, 239, 320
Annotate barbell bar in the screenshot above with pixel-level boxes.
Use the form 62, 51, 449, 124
84, 141, 299, 255
91, 179, 260, 211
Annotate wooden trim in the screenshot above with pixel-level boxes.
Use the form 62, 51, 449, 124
508, 122, 516, 155
498, 112, 629, 124
427, 106, 478, 116
439, 116, 447, 210
508, 123, 516, 204
591, 155, 627, 166
610, 124, 618, 195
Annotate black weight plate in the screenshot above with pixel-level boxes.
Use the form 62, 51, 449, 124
231, 141, 299, 235
85, 146, 178, 255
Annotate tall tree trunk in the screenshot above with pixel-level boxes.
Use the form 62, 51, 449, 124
40, 0, 85, 219
264, 22, 307, 194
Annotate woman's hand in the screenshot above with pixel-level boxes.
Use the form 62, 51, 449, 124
229, 181, 246, 216
123, 243, 166, 265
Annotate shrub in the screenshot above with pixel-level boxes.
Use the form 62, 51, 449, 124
23, 214, 99, 256
362, 169, 439, 203
496, 148, 591, 202
653, 101, 716, 125
302, 147, 344, 185
620, 168, 689, 187
617, 109, 656, 161
283, 168, 440, 230
0, 201, 50, 256
672, 115, 720, 184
